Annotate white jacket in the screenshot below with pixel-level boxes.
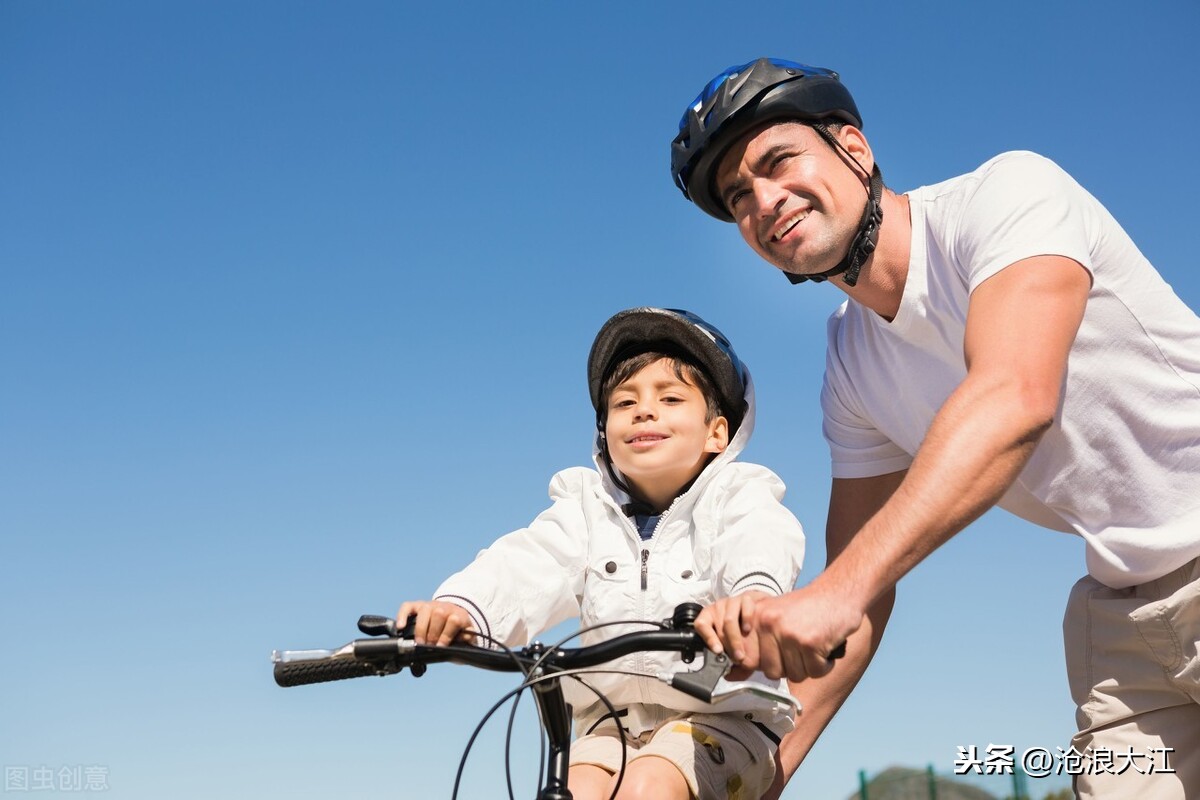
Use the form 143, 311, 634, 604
434, 375, 805, 739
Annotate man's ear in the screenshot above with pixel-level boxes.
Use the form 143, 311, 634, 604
837, 125, 874, 179
705, 416, 730, 454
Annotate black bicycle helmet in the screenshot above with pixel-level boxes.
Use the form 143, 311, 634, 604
670, 57, 883, 287
672, 58, 862, 222
588, 307, 747, 437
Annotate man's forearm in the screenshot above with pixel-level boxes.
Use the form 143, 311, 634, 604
825, 372, 1050, 617
764, 588, 896, 799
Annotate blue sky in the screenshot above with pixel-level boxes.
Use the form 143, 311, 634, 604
2, 2, 1197, 798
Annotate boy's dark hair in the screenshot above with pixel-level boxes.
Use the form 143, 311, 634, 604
598, 349, 723, 424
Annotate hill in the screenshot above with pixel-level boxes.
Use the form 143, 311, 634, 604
846, 766, 998, 800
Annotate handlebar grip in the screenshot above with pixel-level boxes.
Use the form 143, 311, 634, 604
273, 658, 385, 688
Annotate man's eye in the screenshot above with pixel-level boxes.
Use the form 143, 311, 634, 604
728, 190, 748, 209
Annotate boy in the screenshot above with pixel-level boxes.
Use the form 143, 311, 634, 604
398, 307, 805, 800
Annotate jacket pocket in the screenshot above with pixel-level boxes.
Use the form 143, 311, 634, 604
660, 539, 713, 608
581, 551, 634, 625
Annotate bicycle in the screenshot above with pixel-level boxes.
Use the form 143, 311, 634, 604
272, 602, 802, 800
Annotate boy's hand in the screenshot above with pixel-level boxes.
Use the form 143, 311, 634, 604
396, 600, 476, 646
694, 590, 769, 678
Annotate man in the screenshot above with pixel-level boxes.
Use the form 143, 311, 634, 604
675, 58, 1200, 799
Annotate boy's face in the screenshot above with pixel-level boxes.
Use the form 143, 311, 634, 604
604, 358, 729, 509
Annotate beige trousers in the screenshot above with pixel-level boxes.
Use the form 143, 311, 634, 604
1064, 556, 1200, 799
571, 712, 776, 800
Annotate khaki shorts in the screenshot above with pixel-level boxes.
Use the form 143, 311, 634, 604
1064, 556, 1200, 799
570, 712, 776, 800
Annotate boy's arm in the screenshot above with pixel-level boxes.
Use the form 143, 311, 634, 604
429, 468, 593, 647
706, 464, 807, 600
697, 471, 899, 799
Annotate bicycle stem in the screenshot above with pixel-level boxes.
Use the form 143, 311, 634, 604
528, 662, 574, 800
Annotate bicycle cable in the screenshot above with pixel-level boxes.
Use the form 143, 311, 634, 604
519, 618, 673, 800
450, 667, 626, 800
436, 630, 530, 800
451, 617, 673, 800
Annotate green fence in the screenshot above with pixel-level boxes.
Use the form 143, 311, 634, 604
852, 763, 1072, 800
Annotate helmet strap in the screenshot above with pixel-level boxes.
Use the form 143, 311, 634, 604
597, 420, 637, 501
784, 124, 884, 288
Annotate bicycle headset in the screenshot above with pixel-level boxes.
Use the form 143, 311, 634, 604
587, 308, 748, 495
670, 57, 884, 287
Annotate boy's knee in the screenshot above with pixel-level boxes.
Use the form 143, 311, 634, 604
612, 756, 691, 800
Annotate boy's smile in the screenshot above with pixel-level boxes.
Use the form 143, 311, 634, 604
626, 431, 669, 449
605, 358, 728, 512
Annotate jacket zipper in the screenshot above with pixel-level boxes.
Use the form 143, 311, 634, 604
639, 493, 684, 594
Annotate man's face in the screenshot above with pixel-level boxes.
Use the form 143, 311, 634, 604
604, 358, 728, 506
715, 121, 869, 279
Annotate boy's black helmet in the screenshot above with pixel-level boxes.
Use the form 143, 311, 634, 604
671, 58, 862, 222
588, 307, 748, 436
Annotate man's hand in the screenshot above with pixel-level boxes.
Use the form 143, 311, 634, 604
395, 599, 476, 646
695, 590, 767, 669
742, 581, 862, 681
697, 584, 863, 681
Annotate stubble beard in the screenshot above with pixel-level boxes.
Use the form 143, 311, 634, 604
769, 210, 856, 279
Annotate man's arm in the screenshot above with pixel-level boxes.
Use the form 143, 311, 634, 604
754, 255, 1090, 796
761, 470, 904, 799
736, 255, 1091, 682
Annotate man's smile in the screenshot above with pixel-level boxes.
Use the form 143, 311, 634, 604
770, 209, 810, 243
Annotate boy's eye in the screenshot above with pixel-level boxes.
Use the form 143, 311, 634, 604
612, 398, 635, 409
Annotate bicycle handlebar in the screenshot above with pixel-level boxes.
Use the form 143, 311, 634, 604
274, 606, 709, 688
272, 602, 817, 709
272, 603, 830, 800
273, 627, 713, 685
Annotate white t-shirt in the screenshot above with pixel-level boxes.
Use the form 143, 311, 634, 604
822, 151, 1200, 588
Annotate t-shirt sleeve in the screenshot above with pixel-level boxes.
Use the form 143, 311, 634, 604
953, 152, 1096, 291
820, 328, 913, 479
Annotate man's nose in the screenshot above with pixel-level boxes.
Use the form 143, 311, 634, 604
753, 179, 788, 218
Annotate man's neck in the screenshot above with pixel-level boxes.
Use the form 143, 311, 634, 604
831, 189, 911, 321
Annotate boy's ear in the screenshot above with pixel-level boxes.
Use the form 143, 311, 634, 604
705, 416, 730, 454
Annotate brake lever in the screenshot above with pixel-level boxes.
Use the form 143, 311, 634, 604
663, 649, 729, 703
354, 614, 424, 676
661, 651, 801, 712
357, 613, 418, 640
